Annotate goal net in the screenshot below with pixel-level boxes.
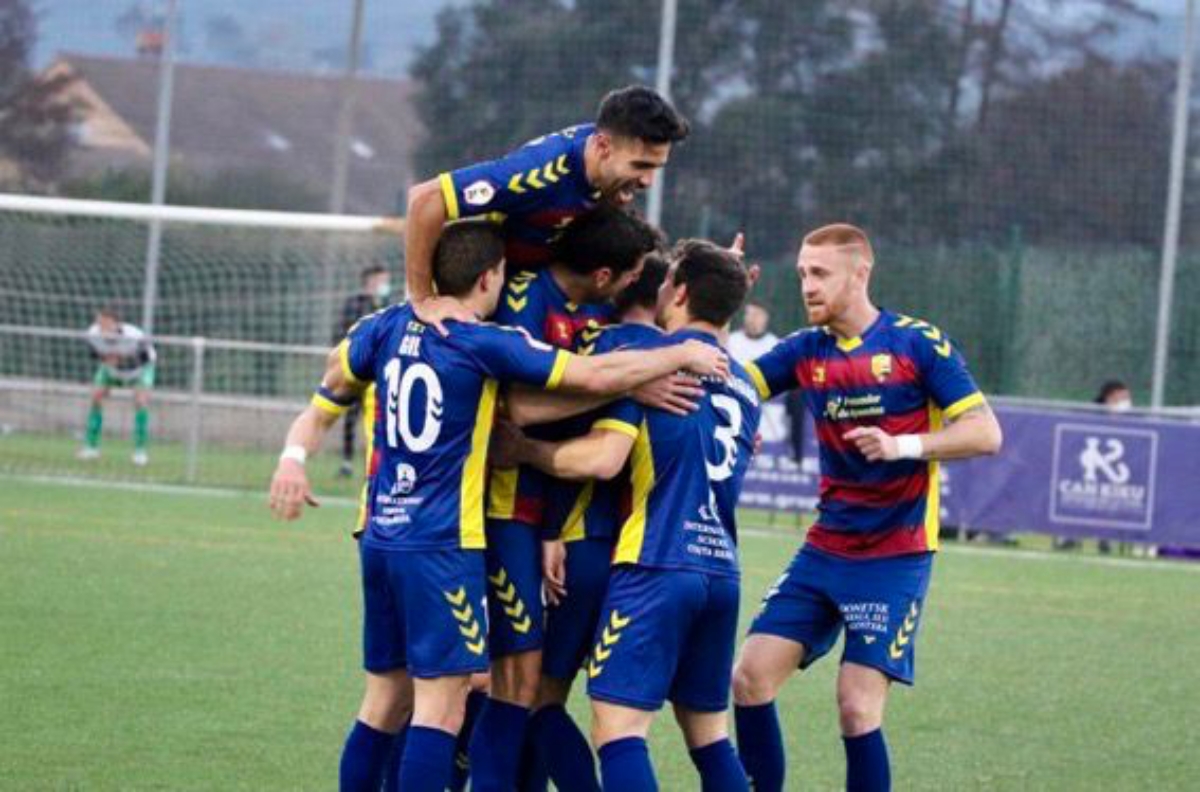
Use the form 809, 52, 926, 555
0, 194, 404, 490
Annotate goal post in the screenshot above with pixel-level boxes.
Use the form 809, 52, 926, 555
0, 194, 405, 489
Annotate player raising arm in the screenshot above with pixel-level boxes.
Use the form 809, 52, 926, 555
732, 224, 1002, 792
268, 220, 724, 792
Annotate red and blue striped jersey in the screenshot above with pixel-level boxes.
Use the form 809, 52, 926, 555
599, 330, 762, 578
334, 304, 570, 552
745, 309, 985, 559
487, 269, 614, 529
439, 124, 599, 270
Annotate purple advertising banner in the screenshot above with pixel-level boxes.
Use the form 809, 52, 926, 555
740, 404, 1200, 548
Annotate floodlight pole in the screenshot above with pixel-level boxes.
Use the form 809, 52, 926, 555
329, 0, 365, 215
141, 0, 179, 334
645, 0, 677, 227
1151, 0, 1196, 408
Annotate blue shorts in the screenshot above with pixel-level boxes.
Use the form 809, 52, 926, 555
749, 544, 933, 685
586, 566, 739, 713
542, 538, 613, 681
360, 544, 488, 678
484, 519, 544, 657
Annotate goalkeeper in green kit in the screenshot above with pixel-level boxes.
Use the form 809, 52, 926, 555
77, 307, 156, 466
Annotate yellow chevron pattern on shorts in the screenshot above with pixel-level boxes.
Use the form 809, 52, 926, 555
888, 601, 921, 661
488, 567, 532, 634
586, 609, 631, 678
444, 587, 486, 655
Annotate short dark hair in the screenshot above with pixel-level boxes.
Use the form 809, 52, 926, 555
552, 205, 659, 277
613, 250, 668, 317
97, 306, 120, 321
433, 220, 505, 297
1095, 380, 1130, 404
596, 85, 690, 144
360, 265, 387, 285
671, 239, 749, 327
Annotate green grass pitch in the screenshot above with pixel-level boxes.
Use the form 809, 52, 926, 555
3, 477, 1200, 790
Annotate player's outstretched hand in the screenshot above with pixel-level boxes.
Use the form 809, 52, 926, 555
542, 539, 567, 606
728, 232, 761, 289
413, 295, 476, 337
269, 459, 319, 520
633, 373, 705, 416
679, 339, 729, 379
488, 419, 527, 469
843, 426, 900, 462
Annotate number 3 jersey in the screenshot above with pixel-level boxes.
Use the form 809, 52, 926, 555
338, 304, 571, 552
597, 330, 762, 579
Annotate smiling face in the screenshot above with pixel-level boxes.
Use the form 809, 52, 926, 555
592, 133, 672, 205
796, 243, 871, 327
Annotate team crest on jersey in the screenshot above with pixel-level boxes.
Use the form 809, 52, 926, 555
546, 316, 575, 348
464, 180, 495, 206
392, 463, 417, 495
871, 354, 893, 383
812, 364, 826, 385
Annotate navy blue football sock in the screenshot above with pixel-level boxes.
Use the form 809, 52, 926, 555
689, 738, 749, 791
338, 719, 397, 792
735, 702, 785, 792
598, 736, 657, 792
529, 704, 599, 792
844, 728, 891, 792
468, 698, 531, 792
381, 719, 410, 792
398, 725, 457, 792
449, 689, 486, 791
516, 730, 549, 792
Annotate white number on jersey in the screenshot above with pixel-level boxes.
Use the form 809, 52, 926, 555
706, 394, 743, 483
383, 360, 444, 453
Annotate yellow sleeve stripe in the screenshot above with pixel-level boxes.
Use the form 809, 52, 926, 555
546, 350, 571, 391
592, 418, 639, 440
439, 172, 460, 220
311, 393, 350, 416
744, 362, 772, 401
943, 391, 986, 421
338, 340, 364, 386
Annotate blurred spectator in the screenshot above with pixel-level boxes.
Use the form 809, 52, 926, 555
728, 301, 788, 442
333, 265, 392, 477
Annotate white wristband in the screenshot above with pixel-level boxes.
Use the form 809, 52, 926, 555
280, 445, 308, 465
895, 434, 924, 460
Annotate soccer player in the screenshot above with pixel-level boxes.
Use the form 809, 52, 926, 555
268, 220, 727, 792
404, 84, 689, 330
507, 252, 674, 791
469, 204, 659, 790
77, 307, 156, 466
495, 240, 760, 791
333, 265, 393, 477
731, 224, 1004, 792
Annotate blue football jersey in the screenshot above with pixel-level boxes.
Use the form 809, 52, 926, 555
599, 330, 762, 578
340, 304, 571, 551
556, 322, 665, 543
487, 269, 614, 529
745, 308, 984, 558
440, 124, 600, 270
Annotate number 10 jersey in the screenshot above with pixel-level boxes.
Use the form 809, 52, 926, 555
341, 304, 569, 552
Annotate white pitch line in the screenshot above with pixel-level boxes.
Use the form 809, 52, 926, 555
5, 475, 1199, 575
0, 473, 360, 508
